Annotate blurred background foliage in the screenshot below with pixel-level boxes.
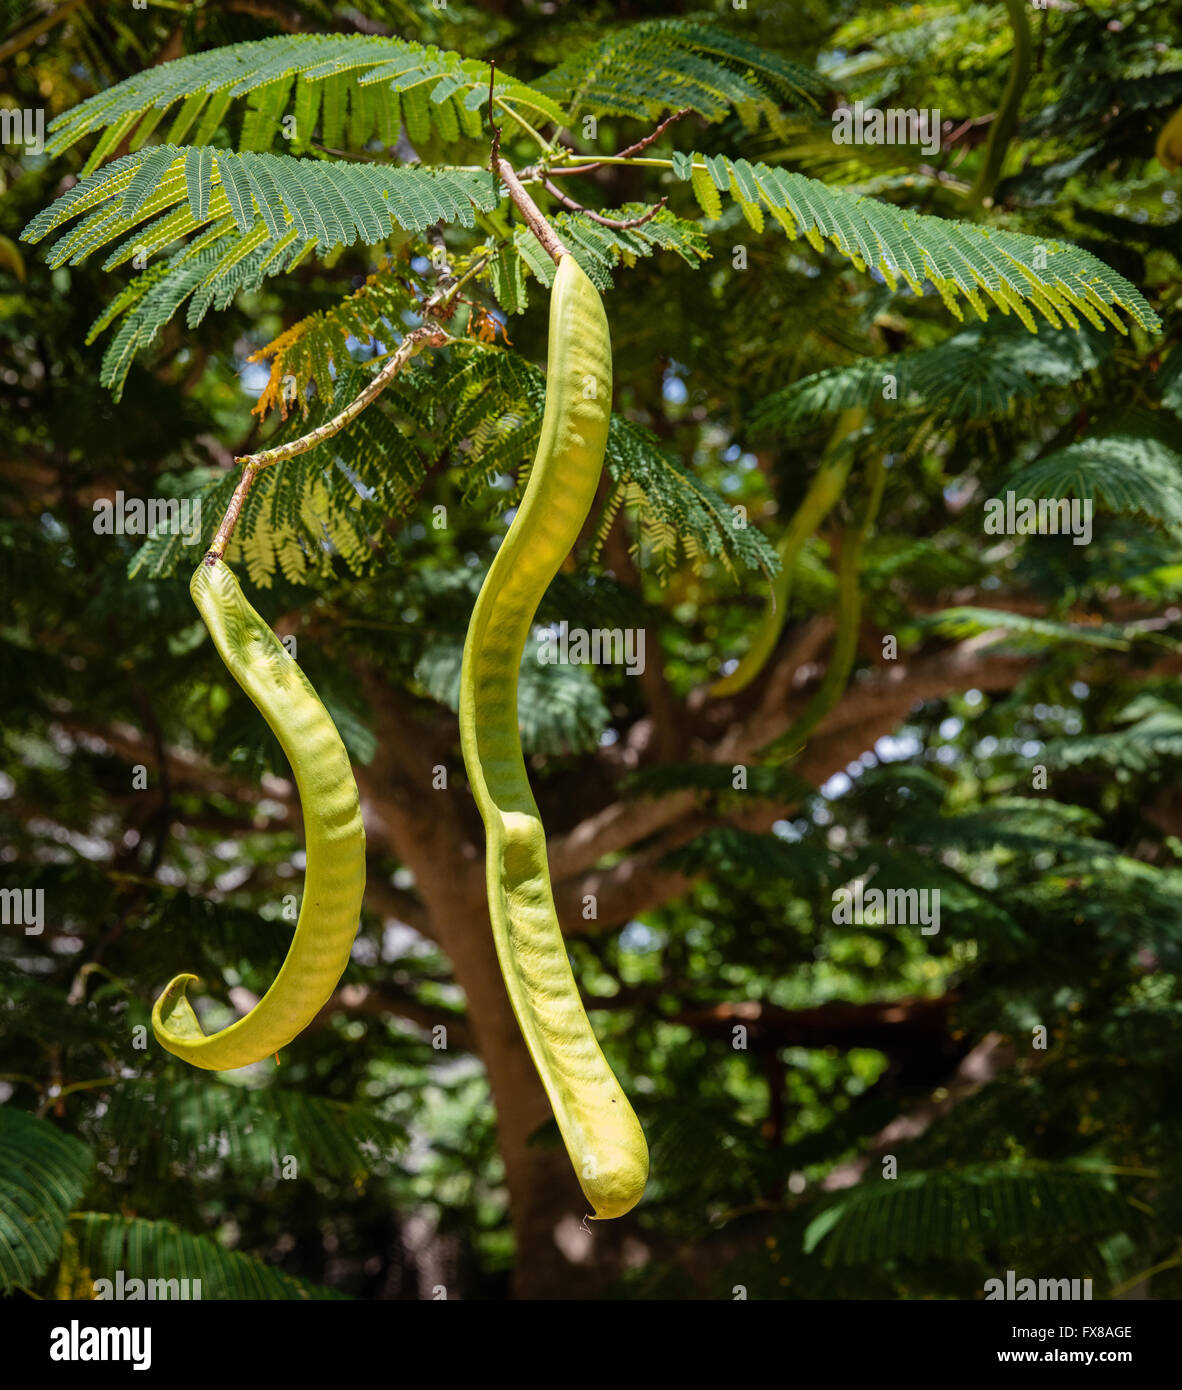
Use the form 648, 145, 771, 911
2, 0, 1181, 1300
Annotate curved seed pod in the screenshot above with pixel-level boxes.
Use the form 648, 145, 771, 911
152, 558, 366, 1071
1157, 104, 1182, 172
459, 255, 648, 1219
964, 0, 1032, 208
711, 406, 866, 698
762, 453, 887, 763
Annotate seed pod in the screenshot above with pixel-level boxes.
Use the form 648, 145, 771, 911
152, 558, 366, 1071
459, 255, 649, 1219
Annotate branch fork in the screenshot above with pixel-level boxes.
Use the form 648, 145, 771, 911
207, 85, 684, 556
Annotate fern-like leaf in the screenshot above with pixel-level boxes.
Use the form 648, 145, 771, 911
492, 205, 709, 309
536, 19, 829, 128
1005, 436, 1182, 531
752, 320, 1112, 429
913, 608, 1137, 652
665, 153, 1159, 334
68, 1213, 345, 1299
0, 1110, 93, 1293
804, 1163, 1134, 1265
43, 34, 564, 160
23, 148, 499, 268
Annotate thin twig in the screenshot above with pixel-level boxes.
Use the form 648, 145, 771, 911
493, 97, 554, 155
421, 249, 493, 318
915, 165, 972, 191
206, 463, 259, 562
208, 233, 485, 550
0, 0, 86, 64
544, 107, 694, 178
484, 59, 569, 262
616, 106, 695, 159
541, 179, 668, 229
488, 60, 503, 200
425, 223, 458, 315
233, 323, 451, 473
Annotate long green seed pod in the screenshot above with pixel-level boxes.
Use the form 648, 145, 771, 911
964, 0, 1032, 209
763, 454, 887, 763
1157, 104, 1182, 172
152, 558, 366, 1071
459, 254, 649, 1220
711, 407, 866, 698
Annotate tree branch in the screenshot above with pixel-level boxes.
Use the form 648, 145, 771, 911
541, 179, 667, 230
547, 643, 1043, 929
0, 0, 86, 64
234, 323, 452, 472
543, 107, 695, 179
311, 982, 474, 1051
673, 995, 958, 1057
495, 158, 568, 263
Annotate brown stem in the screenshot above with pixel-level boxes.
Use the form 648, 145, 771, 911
235, 324, 451, 471
483, 62, 566, 267
206, 464, 257, 562
542, 179, 668, 229
422, 250, 492, 318
495, 158, 567, 264
425, 223, 456, 303
544, 107, 695, 178
488, 60, 503, 195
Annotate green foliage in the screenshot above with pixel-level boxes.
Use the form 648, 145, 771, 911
667, 151, 1158, 334
416, 631, 611, 756
804, 1163, 1136, 1264
495, 205, 709, 308
19, 147, 508, 400
604, 417, 779, 581
42, 33, 564, 163
912, 607, 1140, 652
624, 762, 815, 804
65, 1214, 345, 1299
128, 346, 777, 588
752, 319, 1113, 427
1043, 693, 1182, 774
535, 18, 830, 127
93, 1075, 406, 1183
26, 148, 498, 257
0, 1110, 93, 1292
4, 0, 1181, 1305
21, 149, 498, 400
1006, 436, 1182, 532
